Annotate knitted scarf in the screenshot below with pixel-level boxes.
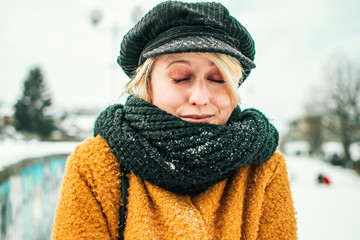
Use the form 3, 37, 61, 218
94, 96, 279, 195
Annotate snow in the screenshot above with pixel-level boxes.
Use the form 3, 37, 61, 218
286, 155, 360, 240
350, 143, 360, 161
284, 141, 360, 162
283, 141, 310, 156
0, 139, 80, 170
0, 140, 360, 239
321, 141, 345, 160
60, 114, 96, 139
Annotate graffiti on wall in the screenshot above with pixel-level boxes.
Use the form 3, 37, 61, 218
0, 155, 67, 240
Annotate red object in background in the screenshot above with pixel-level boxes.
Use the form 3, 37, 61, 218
321, 175, 331, 185
317, 174, 331, 185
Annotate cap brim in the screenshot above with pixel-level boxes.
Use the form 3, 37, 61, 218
142, 35, 256, 70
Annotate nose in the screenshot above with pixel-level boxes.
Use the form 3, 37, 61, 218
189, 80, 209, 106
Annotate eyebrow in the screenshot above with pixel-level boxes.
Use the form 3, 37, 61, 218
166, 60, 191, 68
166, 59, 215, 68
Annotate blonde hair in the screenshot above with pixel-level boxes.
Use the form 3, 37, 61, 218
124, 53, 244, 108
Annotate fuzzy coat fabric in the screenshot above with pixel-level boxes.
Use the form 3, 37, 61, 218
52, 135, 297, 240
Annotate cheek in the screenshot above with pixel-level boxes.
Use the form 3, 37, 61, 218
215, 87, 232, 107
151, 80, 184, 114
215, 90, 233, 123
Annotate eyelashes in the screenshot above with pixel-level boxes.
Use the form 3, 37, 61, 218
172, 78, 190, 83
209, 79, 225, 84
172, 78, 225, 84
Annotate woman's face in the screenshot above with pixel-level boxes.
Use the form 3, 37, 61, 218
150, 53, 233, 125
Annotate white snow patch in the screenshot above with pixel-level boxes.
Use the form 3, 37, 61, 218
283, 141, 310, 156
286, 156, 360, 240
0, 139, 80, 170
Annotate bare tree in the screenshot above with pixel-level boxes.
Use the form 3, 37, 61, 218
322, 54, 360, 163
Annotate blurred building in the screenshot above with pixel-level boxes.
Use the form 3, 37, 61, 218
284, 115, 360, 165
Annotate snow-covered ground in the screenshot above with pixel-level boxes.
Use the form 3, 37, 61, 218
286, 155, 360, 240
0, 139, 80, 170
0, 140, 360, 239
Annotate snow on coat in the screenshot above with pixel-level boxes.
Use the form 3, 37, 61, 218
52, 135, 297, 239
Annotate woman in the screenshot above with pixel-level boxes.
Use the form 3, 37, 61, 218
52, 1, 297, 239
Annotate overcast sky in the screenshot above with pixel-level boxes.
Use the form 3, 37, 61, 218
1, 0, 360, 134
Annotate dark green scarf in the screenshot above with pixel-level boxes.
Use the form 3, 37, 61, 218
94, 96, 278, 195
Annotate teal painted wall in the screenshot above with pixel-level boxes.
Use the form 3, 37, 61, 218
0, 156, 67, 240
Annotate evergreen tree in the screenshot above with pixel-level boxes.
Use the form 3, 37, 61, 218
13, 67, 56, 139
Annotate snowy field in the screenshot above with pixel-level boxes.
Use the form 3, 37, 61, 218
1, 140, 360, 239
286, 155, 360, 240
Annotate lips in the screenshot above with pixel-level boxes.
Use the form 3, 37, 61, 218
180, 114, 214, 123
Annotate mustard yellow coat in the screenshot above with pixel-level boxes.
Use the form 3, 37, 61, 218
52, 135, 297, 239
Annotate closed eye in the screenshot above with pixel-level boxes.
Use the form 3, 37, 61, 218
172, 78, 190, 83
209, 79, 225, 84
